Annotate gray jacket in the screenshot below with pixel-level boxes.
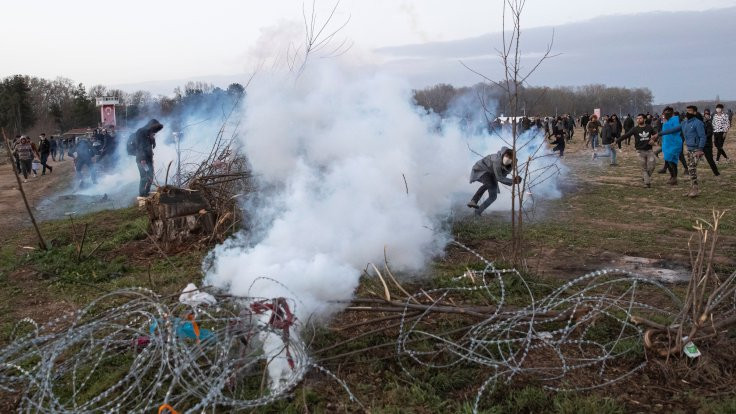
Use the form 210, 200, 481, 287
469, 146, 513, 185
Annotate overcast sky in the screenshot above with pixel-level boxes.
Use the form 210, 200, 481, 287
2, 0, 735, 101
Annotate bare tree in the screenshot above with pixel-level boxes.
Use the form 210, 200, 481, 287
462, 0, 558, 266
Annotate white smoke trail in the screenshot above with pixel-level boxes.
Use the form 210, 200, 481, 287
203, 60, 563, 320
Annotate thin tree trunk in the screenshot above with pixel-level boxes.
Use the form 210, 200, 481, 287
2, 128, 47, 250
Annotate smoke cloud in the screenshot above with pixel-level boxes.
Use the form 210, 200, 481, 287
203, 60, 562, 320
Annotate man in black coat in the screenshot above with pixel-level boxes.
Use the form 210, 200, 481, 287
38, 133, 53, 175
133, 119, 164, 197
701, 110, 720, 176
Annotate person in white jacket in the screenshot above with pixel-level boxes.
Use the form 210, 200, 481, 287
713, 103, 730, 162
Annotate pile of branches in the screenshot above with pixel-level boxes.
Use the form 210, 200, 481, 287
149, 107, 253, 249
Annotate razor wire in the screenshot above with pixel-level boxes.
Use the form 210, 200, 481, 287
396, 241, 687, 413
0, 286, 356, 413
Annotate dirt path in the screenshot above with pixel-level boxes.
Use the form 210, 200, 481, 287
0, 158, 75, 241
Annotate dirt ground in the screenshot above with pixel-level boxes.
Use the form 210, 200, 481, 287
1, 126, 735, 412
0, 157, 75, 235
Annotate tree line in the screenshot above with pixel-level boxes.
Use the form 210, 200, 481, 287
413, 83, 655, 118
0, 75, 246, 138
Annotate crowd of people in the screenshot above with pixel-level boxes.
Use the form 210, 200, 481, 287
469, 104, 731, 214
9, 128, 118, 186
581, 104, 731, 197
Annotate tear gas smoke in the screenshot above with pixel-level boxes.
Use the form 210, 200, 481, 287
203, 60, 563, 320
45, 95, 242, 218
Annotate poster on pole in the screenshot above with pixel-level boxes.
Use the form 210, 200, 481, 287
594, 108, 601, 119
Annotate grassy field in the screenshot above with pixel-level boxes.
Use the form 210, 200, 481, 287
0, 128, 735, 412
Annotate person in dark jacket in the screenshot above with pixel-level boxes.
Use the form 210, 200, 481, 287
467, 146, 522, 216
70, 137, 97, 186
38, 133, 53, 175
134, 119, 164, 197
701, 110, 720, 176
611, 114, 623, 149
550, 117, 566, 156
622, 115, 635, 145
565, 115, 575, 142
593, 117, 618, 165
658, 105, 706, 197
49, 136, 58, 161
581, 113, 590, 130
617, 114, 658, 187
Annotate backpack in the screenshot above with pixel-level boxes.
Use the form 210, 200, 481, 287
126, 133, 138, 156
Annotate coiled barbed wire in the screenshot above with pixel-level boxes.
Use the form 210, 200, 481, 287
396, 241, 685, 413
0, 286, 356, 413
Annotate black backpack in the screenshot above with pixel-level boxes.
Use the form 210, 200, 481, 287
126, 133, 138, 156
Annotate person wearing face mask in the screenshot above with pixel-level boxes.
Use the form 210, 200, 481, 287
658, 105, 706, 197
617, 114, 658, 187
713, 104, 730, 162
467, 147, 522, 216
701, 109, 720, 176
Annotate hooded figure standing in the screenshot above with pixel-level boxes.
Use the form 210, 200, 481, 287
133, 119, 164, 198
467, 147, 522, 216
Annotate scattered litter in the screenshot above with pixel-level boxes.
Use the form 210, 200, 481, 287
179, 282, 217, 307
682, 338, 701, 358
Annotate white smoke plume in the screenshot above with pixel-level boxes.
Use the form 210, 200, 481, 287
203, 59, 562, 320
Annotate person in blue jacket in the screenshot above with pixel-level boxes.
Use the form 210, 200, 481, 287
658, 105, 706, 197
658, 107, 682, 185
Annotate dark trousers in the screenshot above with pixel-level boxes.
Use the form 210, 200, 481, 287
51, 148, 57, 161
40, 152, 52, 174
679, 150, 689, 173
13, 155, 21, 174
19, 159, 32, 179
714, 132, 728, 160
471, 173, 499, 215
665, 161, 678, 178
75, 158, 96, 184
137, 160, 154, 197
552, 137, 565, 156
703, 144, 720, 176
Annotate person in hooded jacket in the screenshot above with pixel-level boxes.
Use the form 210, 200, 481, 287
133, 119, 164, 197
467, 147, 522, 216
658, 107, 682, 185
70, 137, 97, 186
